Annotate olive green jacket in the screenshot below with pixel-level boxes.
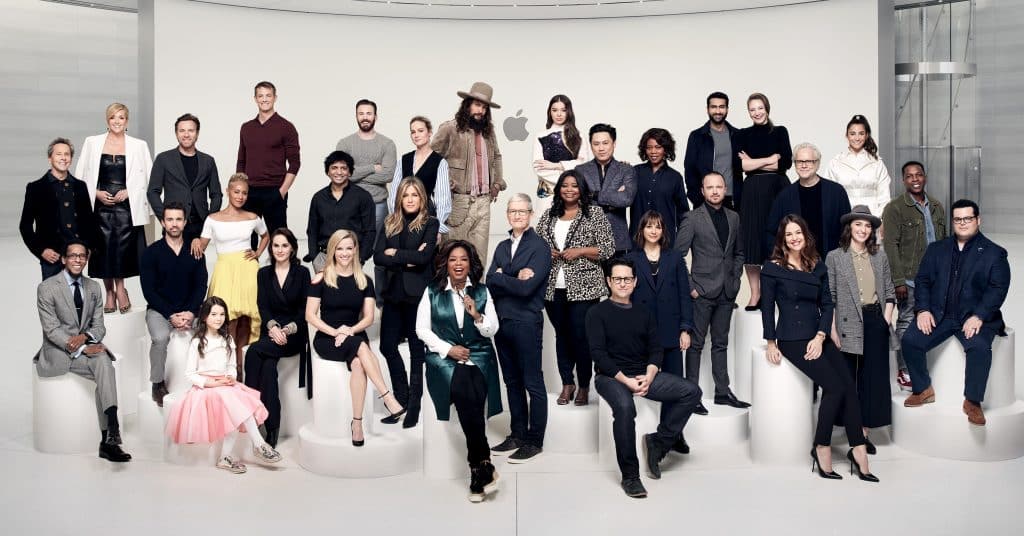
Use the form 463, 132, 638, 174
881, 192, 946, 287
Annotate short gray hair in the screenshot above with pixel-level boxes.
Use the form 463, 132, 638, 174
507, 193, 533, 212
792, 142, 821, 162
47, 138, 74, 158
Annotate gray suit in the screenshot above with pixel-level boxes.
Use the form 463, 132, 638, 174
34, 272, 118, 430
825, 248, 896, 355
577, 159, 637, 252
675, 204, 744, 396
147, 148, 222, 223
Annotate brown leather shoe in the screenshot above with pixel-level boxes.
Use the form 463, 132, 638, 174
574, 386, 590, 406
904, 385, 935, 407
963, 400, 987, 426
556, 385, 576, 406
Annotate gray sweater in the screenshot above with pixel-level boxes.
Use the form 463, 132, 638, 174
335, 132, 397, 203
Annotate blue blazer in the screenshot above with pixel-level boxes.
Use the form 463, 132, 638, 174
627, 249, 694, 349
486, 228, 553, 323
764, 177, 851, 258
761, 260, 833, 341
914, 232, 1009, 334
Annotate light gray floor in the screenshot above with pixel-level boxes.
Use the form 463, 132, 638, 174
4, 235, 1024, 535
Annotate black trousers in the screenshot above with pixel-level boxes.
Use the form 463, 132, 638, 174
379, 300, 426, 413
842, 304, 892, 428
243, 186, 287, 248
544, 290, 596, 387
494, 317, 548, 447
778, 338, 866, 447
451, 364, 491, 466
244, 338, 299, 431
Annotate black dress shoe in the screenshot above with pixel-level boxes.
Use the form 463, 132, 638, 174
402, 410, 420, 429
642, 434, 664, 479
621, 477, 648, 498
671, 435, 690, 454
99, 442, 132, 462
264, 428, 280, 448
714, 393, 752, 409
693, 401, 709, 416
104, 428, 122, 446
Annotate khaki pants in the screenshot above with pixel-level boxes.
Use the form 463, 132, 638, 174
448, 194, 492, 262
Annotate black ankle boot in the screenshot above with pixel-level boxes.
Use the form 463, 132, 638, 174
264, 428, 279, 448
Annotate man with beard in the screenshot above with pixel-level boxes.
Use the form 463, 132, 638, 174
432, 82, 506, 259
683, 92, 744, 209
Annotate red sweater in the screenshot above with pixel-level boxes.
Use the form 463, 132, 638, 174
236, 112, 300, 187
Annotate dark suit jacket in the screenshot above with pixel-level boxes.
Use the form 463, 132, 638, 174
761, 261, 833, 341
765, 177, 851, 258
628, 249, 694, 348
256, 263, 311, 348
914, 233, 1010, 333
20, 171, 98, 257
577, 158, 637, 251
148, 148, 222, 220
373, 216, 440, 302
683, 121, 744, 207
675, 204, 744, 300
486, 228, 553, 323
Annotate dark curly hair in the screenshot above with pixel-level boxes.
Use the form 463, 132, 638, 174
193, 296, 232, 359
768, 214, 819, 272
454, 97, 494, 137
637, 127, 676, 162
550, 169, 593, 219
432, 240, 485, 292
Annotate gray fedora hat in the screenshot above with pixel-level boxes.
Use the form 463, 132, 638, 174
456, 81, 501, 109
840, 204, 882, 228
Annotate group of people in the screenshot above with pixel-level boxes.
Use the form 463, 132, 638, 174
22, 81, 1010, 501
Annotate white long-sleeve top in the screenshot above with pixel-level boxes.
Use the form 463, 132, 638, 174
826, 149, 892, 217
184, 334, 236, 388
533, 125, 592, 187
388, 156, 452, 233
415, 279, 499, 364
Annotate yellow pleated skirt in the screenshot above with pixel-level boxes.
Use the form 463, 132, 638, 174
207, 251, 261, 343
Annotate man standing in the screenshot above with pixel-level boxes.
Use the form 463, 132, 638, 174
577, 124, 637, 256
20, 138, 98, 280
34, 241, 131, 462
902, 200, 1009, 426
486, 194, 552, 464
305, 150, 376, 271
882, 161, 947, 391
675, 172, 750, 415
237, 81, 300, 241
683, 92, 743, 209
432, 82, 506, 259
588, 257, 702, 498
335, 99, 397, 230
148, 113, 222, 243
765, 142, 851, 259
140, 202, 208, 406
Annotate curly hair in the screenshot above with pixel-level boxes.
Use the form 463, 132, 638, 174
768, 214, 819, 271
194, 296, 232, 360
550, 169, 593, 219
431, 240, 484, 292
454, 97, 494, 137
637, 127, 677, 162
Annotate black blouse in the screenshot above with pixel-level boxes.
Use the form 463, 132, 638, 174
737, 124, 793, 177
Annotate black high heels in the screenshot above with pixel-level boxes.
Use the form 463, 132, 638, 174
378, 390, 408, 424
846, 449, 879, 482
351, 418, 364, 447
810, 447, 842, 480
744, 299, 762, 312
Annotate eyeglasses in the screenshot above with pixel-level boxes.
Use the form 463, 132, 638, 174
65, 253, 88, 260
609, 276, 635, 285
952, 216, 977, 225
795, 159, 820, 166
507, 209, 531, 217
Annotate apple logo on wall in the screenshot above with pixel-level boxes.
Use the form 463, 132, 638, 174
503, 109, 529, 142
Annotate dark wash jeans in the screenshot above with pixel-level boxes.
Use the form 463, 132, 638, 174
494, 317, 547, 447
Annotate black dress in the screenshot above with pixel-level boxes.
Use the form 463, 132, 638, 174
91, 154, 144, 278
310, 274, 375, 369
737, 124, 792, 264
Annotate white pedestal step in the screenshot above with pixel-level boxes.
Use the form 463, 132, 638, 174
543, 397, 599, 454
298, 423, 422, 478
749, 346, 814, 465
32, 365, 106, 454
102, 308, 147, 414
892, 396, 1024, 461
685, 399, 749, 445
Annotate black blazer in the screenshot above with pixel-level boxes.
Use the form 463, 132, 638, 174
628, 249, 695, 348
914, 233, 1009, 334
148, 148, 222, 220
761, 260, 833, 341
683, 121, 744, 207
255, 262, 312, 395
373, 215, 440, 302
20, 171, 98, 257
765, 177, 851, 258
486, 228, 553, 323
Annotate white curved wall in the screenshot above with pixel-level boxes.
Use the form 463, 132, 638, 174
151, 0, 881, 231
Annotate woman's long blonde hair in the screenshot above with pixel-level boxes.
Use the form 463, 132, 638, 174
323, 229, 368, 290
385, 176, 430, 237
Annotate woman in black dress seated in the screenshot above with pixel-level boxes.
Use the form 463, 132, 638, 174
305, 229, 405, 446
243, 228, 310, 447
761, 215, 877, 482
375, 177, 440, 428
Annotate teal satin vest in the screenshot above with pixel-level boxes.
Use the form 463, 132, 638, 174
423, 284, 503, 420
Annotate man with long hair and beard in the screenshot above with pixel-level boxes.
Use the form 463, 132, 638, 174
432, 82, 506, 260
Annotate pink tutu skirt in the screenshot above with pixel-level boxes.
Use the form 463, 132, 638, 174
165, 383, 269, 444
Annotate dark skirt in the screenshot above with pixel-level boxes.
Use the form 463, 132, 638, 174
313, 331, 368, 370
739, 172, 790, 265
91, 201, 143, 278
842, 304, 892, 428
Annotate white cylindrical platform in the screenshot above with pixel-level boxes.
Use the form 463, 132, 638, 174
277, 353, 312, 439
32, 366, 103, 454
916, 329, 1016, 410
685, 399, 749, 445
732, 309, 765, 403
103, 308, 147, 414
161, 391, 222, 466
298, 424, 422, 478
422, 398, 507, 479
310, 353, 376, 438
541, 317, 563, 395
136, 332, 195, 444
749, 346, 813, 465
543, 398, 599, 454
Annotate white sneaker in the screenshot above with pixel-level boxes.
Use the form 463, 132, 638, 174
253, 443, 282, 464
216, 456, 247, 474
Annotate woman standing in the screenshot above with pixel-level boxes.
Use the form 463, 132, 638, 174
826, 115, 892, 218
737, 93, 792, 310
306, 230, 405, 445
538, 170, 616, 406
243, 228, 311, 447
825, 206, 896, 453
761, 215, 877, 482
375, 177, 440, 428
387, 116, 451, 240
533, 95, 591, 212
630, 128, 689, 246
415, 240, 503, 503
76, 102, 152, 313
192, 173, 268, 380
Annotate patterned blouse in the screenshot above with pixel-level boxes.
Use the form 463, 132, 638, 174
537, 204, 615, 301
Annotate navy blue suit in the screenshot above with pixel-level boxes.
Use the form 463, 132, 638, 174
901, 232, 1010, 402
487, 227, 553, 447
764, 178, 851, 260
627, 249, 694, 375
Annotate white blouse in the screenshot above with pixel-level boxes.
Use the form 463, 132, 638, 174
826, 149, 892, 217
184, 334, 236, 388
414, 279, 499, 364
553, 218, 572, 289
201, 217, 268, 254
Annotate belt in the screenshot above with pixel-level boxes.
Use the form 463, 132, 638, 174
862, 302, 882, 312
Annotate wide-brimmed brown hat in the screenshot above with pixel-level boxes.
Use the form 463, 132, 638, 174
840, 204, 882, 228
457, 82, 501, 109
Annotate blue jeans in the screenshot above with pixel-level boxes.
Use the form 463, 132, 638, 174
494, 318, 548, 447
902, 316, 996, 403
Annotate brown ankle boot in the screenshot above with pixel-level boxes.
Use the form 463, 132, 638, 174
574, 386, 590, 406
963, 400, 986, 426
557, 385, 576, 405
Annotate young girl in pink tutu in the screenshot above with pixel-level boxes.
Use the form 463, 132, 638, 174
165, 296, 283, 473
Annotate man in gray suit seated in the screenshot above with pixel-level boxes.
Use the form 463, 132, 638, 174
34, 240, 131, 462
675, 172, 750, 414
577, 123, 637, 256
